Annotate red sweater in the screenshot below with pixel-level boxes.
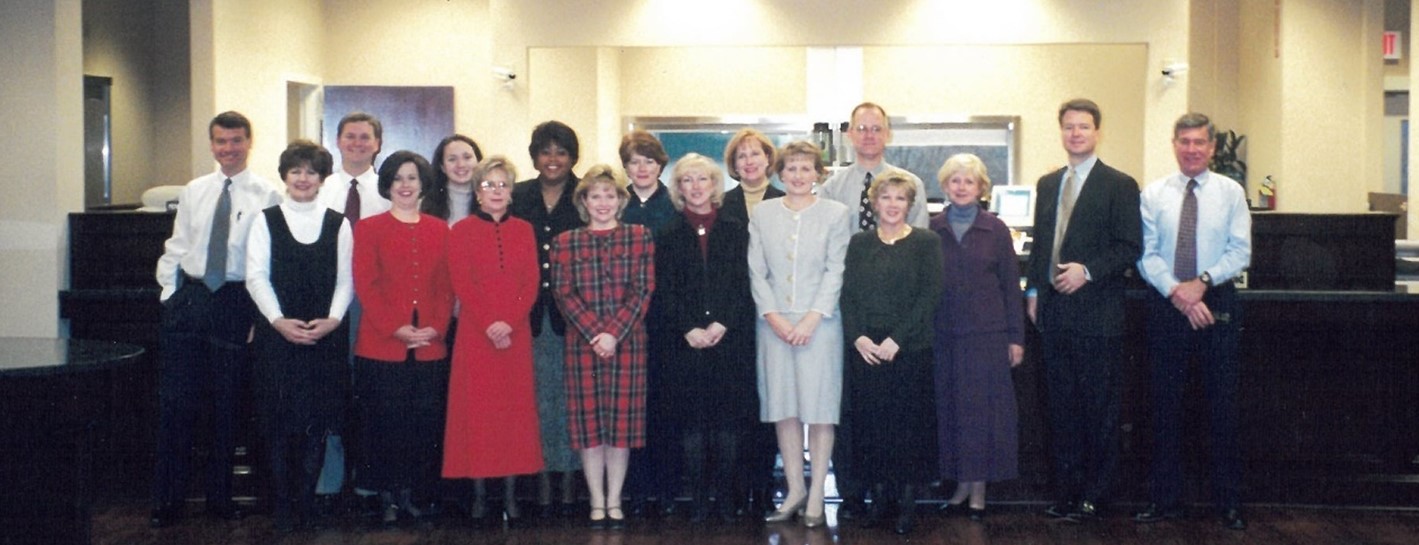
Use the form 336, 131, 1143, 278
353, 212, 453, 362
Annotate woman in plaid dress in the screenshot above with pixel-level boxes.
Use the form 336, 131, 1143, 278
550, 164, 655, 528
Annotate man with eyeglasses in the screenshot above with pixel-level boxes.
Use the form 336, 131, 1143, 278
817, 102, 929, 521
819, 102, 930, 232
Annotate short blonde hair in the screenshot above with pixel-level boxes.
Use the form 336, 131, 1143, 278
471, 155, 518, 189
936, 153, 992, 198
667, 153, 726, 211
572, 164, 631, 223
773, 140, 827, 178
723, 128, 776, 181
867, 168, 918, 210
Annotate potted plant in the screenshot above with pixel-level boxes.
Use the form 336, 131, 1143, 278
1210, 129, 1247, 186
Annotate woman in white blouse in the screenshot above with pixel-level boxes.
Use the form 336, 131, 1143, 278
747, 140, 853, 528
245, 139, 353, 532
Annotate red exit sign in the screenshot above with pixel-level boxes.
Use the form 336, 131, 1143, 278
1384, 31, 1402, 60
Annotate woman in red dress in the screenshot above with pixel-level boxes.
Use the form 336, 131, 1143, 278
551, 165, 655, 529
441, 156, 543, 521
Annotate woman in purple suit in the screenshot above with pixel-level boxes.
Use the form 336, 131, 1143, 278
931, 153, 1025, 520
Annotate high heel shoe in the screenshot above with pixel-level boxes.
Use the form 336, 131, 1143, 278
764, 496, 807, 523
802, 511, 827, 528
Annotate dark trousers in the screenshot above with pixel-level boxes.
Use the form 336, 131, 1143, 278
1042, 332, 1122, 504
265, 425, 327, 522
152, 281, 254, 508
831, 383, 864, 503
1145, 285, 1242, 511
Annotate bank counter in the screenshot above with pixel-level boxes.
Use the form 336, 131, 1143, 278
1004, 212, 1419, 507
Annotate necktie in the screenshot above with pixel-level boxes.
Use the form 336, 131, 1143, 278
345, 179, 362, 224
202, 178, 233, 291
1050, 167, 1080, 272
1174, 178, 1199, 280
857, 171, 875, 231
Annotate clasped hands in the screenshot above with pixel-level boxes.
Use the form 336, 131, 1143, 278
853, 336, 900, 365
684, 322, 727, 349
765, 311, 822, 347
589, 332, 618, 359
394, 324, 440, 349
272, 317, 341, 345
485, 321, 513, 350
1169, 279, 1215, 330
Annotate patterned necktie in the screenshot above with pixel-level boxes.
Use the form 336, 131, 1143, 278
345, 179, 362, 224
1050, 167, 1080, 272
1173, 178, 1199, 280
203, 178, 233, 291
857, 171, 875, 231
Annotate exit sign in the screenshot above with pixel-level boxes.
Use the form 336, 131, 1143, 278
1384, 31, 1402, 60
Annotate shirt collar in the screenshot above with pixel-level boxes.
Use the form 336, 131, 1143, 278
1069, 155, 1099, 182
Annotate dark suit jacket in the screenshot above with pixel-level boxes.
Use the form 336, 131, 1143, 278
1025, 159, 1142, 336
720, 184, 785, 226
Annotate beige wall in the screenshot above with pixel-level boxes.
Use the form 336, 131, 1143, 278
318, 0, 494, 163
865, 44, 1147, 185
209, 0, 324, 182
1254, 0, 1385, 212
494, 0, 1190, 183
1190, 0, 1242, 129
0, 0, 84, 336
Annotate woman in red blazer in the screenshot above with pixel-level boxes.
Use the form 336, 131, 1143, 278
352, 150, 453, 525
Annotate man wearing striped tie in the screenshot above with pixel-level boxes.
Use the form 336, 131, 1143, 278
1134, 112, 1252, 531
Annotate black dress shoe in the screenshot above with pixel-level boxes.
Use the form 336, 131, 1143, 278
149, 504, 183, 528
837, 497, 864, 520
857, 501, 882, 529
1043, 501, 1075, 519
1220, 508, 1247, 530
1133, 503, 1184, 523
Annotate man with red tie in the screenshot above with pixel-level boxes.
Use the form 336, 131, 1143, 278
313, 111, 392, 509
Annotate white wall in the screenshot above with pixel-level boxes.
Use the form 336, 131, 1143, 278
0, 0, 84, 336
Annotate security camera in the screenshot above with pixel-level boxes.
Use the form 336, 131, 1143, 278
1161, 62, 1190, 77
492, 66, 517, 81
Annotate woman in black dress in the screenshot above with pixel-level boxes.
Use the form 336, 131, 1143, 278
653, 153, 757, 521
840, 169, 943, 535
245, 140, 353, 531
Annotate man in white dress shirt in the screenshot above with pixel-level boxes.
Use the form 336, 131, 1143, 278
816, 102, 928, 519
150, 111, 282, 527
318, 112, 391, 223
1133, 112, 1251, 531
312, 111, 391, 505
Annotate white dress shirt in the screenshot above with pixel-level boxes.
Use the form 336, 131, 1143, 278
1138, 170, 1252, 297
155, 169, 283, 301
245, 199, 355, 323
318, 166, 390, 219
819, 161, 930, 230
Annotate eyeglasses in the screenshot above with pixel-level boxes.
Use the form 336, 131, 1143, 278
479, 180, 510, 191
853, 125, 886, 134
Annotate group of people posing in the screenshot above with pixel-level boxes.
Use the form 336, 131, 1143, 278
149, 97, 1251, 536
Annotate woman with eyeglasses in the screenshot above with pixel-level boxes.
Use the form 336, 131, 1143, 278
441, 156, 543, 523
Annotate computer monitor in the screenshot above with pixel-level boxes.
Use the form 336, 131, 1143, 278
990, 185, 1035, 228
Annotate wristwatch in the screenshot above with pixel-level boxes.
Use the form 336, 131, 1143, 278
1198, 271, 1213, 286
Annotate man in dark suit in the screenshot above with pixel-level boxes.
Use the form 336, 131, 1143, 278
1025, 98, 1142, 522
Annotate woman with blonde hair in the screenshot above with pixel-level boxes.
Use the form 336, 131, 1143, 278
550, 165, 656, 529
931, 153, 1025, 521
